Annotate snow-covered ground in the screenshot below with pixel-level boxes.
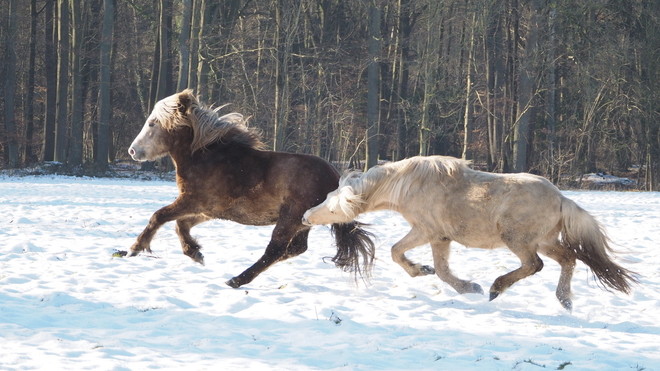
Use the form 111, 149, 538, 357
1, 176, 658, 370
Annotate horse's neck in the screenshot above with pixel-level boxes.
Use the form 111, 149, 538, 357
167, 134, 194, 169
361, 180, 399, 213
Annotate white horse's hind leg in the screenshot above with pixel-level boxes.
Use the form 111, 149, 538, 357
538, 239, 576, 311
391, 228, 435, 277
430, 239, 484, 295
489, 242, 544, 301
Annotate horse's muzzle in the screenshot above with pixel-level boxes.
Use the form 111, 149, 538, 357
301, 213, 313, 226
128, 146, 145, 162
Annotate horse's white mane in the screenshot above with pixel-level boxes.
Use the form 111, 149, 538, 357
154, 90, 264, 153
339, 156, 470, 211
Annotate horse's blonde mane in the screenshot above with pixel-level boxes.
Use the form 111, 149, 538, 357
154, 89, 265, 153
340, 156, 470, 211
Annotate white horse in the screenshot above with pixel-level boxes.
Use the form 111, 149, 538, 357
302, 155, 638, 311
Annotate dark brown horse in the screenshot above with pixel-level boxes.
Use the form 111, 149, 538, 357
126, 90, 375, 288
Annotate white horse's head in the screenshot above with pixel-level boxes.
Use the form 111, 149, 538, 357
302, 183, 364, 226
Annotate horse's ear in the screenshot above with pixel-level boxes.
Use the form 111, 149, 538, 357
176, 89, 196, 114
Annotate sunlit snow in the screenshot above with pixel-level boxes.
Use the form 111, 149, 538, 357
1, 176, 658, 370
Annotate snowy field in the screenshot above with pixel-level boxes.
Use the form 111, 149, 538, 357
1, 175, 659, 371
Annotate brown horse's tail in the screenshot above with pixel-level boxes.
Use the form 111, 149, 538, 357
330, 221, 376, 281
560, 197, 639, 294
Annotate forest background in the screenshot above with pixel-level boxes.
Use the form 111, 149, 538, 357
1, 0, 659, 190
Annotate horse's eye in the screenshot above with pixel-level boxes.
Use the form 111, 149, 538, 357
148, 122, 156, 127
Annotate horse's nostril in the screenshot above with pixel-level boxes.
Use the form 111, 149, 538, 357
128, 147, 135, 156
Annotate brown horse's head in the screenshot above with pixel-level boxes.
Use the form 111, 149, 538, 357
128, 90, 263, 162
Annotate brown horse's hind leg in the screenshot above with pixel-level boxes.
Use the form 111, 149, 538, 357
175, 215, 210, 265
225, 208, 305, 288
489, 243, 544, 302
538, 239, 576, 311
431, 239, 484, 294
391, 228, 435, 277
282, 229, 310, 260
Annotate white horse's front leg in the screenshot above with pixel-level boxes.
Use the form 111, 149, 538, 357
391, 228, 435, 277
431, 238, 484, 295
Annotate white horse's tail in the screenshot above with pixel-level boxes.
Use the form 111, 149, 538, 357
560, 197, 639, 294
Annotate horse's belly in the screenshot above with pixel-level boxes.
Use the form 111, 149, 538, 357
453, 233, 506, 250
209, 209, 279, 226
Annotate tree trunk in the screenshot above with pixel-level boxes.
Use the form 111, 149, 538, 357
3, 0, 19, 168
513, 0, 542, 173
395, 0, 412, 161
365, 5, 381, 170
546, 0, 557, 181
187, 0, 201, 92
273, 0, 302, 152
156, 0, 173, 102
69, 0, 84, 166
462, 11, 476, 161
97, 0, 114, 167
177, 0, 193, 91
196, 0, 217, 101
486, 0, 505, 171
42, 0, 57, 162
148, 36, 160, 113
419, 2, 440, 157
54, 0, 70, 163
24, 0, 38, 165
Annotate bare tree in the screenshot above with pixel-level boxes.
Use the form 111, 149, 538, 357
462, 10, 476, 161
97, 0, 114, 166
69, 0, 85, 166
156, 0, 173, 101
512, 0, 542, 172
365, 4, 381, 169
3, 0, 19, 167
418, 1, 441, 157
24, 0, 39, 165
54, 0, 70, 163
42, 0, 58, 162
177, 0, 193, 91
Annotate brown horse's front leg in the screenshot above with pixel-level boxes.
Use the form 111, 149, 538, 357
175, 215, 210, 265
129, 200, 192, 257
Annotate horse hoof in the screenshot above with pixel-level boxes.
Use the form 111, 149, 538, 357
128, 251, 139, 257
420, 265, 435, 275
489, 291, 500, 301
194, 252, 205, 265
225, 278, 242, 288
112, 250, 128, 258
472, 282, 484, 295
560, 298, 573, 312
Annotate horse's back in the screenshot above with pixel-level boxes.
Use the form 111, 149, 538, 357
188, 145, 340, 218
398, 161, 564, 247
